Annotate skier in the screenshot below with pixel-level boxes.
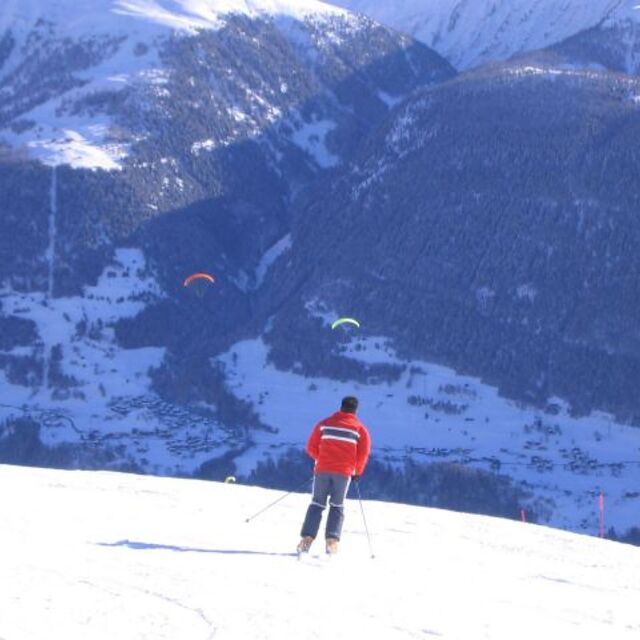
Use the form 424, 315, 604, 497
297, 396, 371, 555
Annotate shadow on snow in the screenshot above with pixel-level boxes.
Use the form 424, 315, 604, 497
97, 539, 296, 557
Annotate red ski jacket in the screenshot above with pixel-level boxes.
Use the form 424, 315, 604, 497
305, 411, 371, 477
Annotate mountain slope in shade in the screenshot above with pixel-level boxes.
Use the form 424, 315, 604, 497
2, 464, 640, 639
0, 0, 453, 292
329, 0, 628, 69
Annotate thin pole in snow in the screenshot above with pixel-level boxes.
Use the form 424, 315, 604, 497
598, 491, 605, 538
244, 477, 311, 524
354, 480, 375, 559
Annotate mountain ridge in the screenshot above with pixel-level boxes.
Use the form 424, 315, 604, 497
328, 0, 638, 69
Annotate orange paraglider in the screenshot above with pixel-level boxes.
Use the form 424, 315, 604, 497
183, 272, 215, 287
183, 272, 216, 297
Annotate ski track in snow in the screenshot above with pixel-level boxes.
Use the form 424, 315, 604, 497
1, 464, 640, 640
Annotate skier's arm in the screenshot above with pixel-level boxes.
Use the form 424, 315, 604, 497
305, 422, 322, 461
355, 426, 371, 476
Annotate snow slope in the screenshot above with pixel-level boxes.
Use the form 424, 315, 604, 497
329, 0, 630, 69
1, 464, 639, 640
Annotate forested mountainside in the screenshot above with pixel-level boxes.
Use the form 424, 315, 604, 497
258, 58, 640, 423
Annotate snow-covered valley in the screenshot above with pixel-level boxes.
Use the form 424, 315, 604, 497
2, 254, 640, 539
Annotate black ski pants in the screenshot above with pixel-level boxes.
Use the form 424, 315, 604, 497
300, 472, 351, 541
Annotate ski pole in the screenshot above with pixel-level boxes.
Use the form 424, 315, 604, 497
353, 479, 375, 559
245, 477, 312, 524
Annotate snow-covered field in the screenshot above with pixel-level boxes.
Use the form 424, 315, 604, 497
1, 463, 639, 640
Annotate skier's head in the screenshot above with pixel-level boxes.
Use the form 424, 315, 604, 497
340, 396, 359, 414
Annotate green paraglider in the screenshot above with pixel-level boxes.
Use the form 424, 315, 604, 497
331, 317, 360, 330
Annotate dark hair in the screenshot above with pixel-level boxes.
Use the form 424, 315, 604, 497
341, 396, 359, 413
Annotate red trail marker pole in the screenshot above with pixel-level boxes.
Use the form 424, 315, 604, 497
598, 491, 605, 538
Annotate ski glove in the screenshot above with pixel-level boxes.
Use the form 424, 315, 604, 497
351, 475, 360, 482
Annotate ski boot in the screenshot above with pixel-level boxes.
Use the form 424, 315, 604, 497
325, 537, 339, 555
297, 536, 314, 555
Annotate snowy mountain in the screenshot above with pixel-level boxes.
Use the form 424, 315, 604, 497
0, 0, 452, 169
214, 336, 640, 535
0, 0, 453, 299
526, 1, 640, 75
603, 0, 640, 75
329, 0, 635, 69
2, 464, 640, 639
